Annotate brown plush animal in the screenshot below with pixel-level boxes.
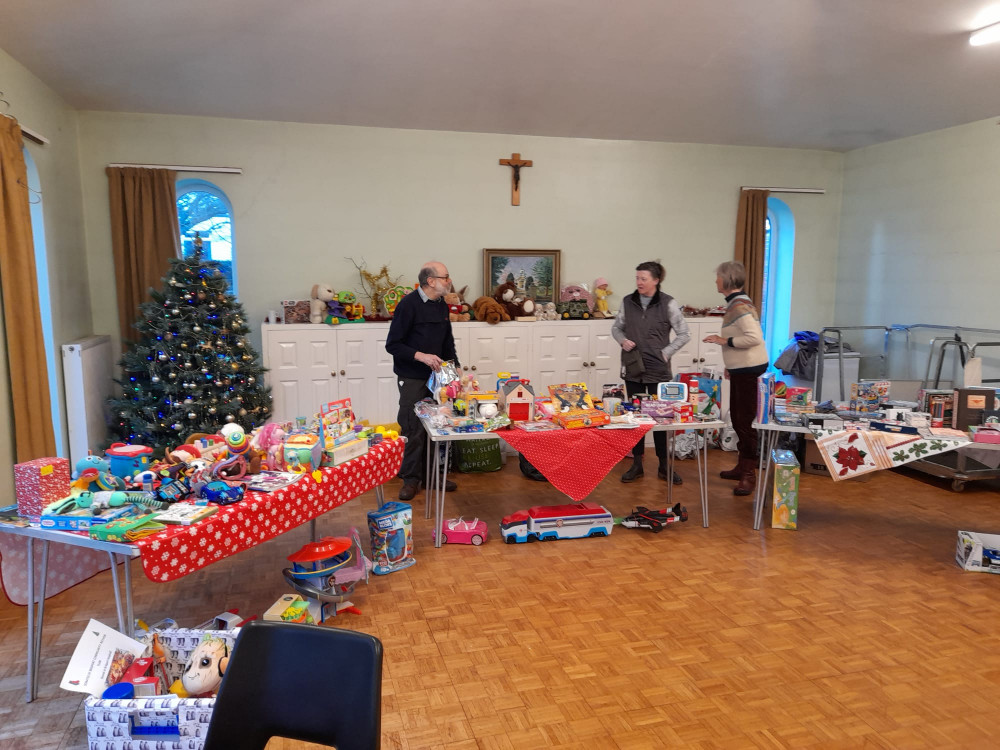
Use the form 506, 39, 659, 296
444, 285, 471, 322
472, 296, 511, 324
493, 281, 521, 319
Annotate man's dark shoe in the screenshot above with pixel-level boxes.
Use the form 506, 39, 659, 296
673, 471, 683, 486
621, 460, 644, 483
398, 479, 420, 502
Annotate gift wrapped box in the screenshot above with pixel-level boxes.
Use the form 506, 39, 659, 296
14, 457, 70, 519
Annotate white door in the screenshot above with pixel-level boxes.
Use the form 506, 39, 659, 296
672, 320, 703, 375
467, 326, 529, 391
587, 320, 621, 395
533, 322, 589, 388
264, 327, 338, 423
366, 326, 406, 426
696, 319, 726, 374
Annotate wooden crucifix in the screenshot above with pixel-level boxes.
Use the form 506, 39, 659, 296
499, 152, 532, 206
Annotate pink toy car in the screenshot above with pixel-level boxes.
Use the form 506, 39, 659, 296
434, 517, 488, 546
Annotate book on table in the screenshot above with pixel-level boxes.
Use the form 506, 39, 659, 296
154, 503, 219, 525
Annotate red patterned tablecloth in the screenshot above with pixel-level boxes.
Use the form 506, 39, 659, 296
134, 438, 403, 582
0, 439, 404, 601
499, 425, 652, 501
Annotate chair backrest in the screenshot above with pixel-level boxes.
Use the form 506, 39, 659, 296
203, 620, 383, 750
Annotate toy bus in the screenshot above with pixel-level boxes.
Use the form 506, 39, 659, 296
499, 503, 613, 544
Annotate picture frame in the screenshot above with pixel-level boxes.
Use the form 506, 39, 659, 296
482, 249, 561, 305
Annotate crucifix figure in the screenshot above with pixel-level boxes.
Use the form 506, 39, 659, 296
499, 152, 532, 206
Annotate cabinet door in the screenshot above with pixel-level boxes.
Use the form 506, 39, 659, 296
466, 326, 529, 389
586, 320, 620, 395
334, 326, 397, 426
697, 319, 726, 373
672, 320, 703, 375
533, 322, 590, 386
264, 327, 338, 423
364, 327, 405, 426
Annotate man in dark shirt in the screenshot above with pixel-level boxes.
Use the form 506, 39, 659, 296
385, 261, 459, 501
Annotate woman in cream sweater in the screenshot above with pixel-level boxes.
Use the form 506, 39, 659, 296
703, 261, 769, 496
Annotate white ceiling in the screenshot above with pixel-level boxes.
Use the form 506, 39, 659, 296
2, 0, 999, 151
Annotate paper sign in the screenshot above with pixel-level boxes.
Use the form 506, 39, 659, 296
60, 619, 146, 696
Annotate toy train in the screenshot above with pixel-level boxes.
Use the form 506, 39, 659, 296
499, 503, 612, 543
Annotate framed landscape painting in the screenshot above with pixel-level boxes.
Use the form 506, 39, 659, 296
483, 249, 561, 305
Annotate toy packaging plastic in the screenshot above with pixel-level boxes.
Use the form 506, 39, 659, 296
367, 501, 416, 575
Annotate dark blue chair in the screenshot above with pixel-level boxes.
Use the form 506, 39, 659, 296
203, 620, 383, 750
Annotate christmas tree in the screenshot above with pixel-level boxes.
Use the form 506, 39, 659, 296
109, 236, 271, 454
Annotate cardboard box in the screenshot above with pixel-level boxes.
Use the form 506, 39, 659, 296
324, 437, 369, 466
956, 530, 1000, 574
14, 457, 70, 519
84, 628, 240, 750
952, 387, 996, 430
552, 409, 610, 429
770, 449, 800, 529
40, 504, 141, 531
281, 299, 312, 324
801, 437, 829, 476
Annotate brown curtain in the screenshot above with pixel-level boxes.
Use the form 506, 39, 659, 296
107, 167, 180, 343
733, 188, 770, 306
0, 117, 56, 460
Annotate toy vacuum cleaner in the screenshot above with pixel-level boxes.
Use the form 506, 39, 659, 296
367, 501, 416, 575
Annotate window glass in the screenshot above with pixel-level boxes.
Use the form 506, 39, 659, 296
176, 179, 236, 293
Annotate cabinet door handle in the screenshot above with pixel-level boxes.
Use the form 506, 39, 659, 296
692, 357, 698, 363
330, 371, 336, 377
583, 362, 589, 368
463, 365, 468, 371
471, 365, 477, 371
340, 369, 346, 375
699, 358, 705, 363
590, 361, 595, 366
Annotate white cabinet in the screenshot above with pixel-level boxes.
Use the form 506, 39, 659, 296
263, 324, 399, 425
673, 318, 725, 375
263, 319, 718, 425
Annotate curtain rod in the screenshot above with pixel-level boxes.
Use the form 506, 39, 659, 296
741, 186, 825, 194
107, 163, 243, 174
20, 125, 49, 145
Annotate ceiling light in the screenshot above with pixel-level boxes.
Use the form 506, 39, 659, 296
970, 21, 1000, 45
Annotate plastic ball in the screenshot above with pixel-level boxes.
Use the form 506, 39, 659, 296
248, 376, 255, 384
225, 414, 235, 422
172, 308, 180, 315
158, 354, 167, 361
209, 407, 217, 414
188, 412, 196, 419
236, 341, 244, 348
151, 376, 160, 383
193, 326, 202, 333
169, 373, 177, 379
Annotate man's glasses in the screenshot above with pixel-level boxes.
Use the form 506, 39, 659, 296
431, 274, 451, 280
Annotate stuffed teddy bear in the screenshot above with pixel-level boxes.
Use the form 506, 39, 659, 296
444, 285, 471, 322
493, 281, 522, 319
472, 295, 511, 325
511, 293, 535, 318
310, 284, 336, 324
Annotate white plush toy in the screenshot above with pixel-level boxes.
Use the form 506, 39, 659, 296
310, 284, 336, 324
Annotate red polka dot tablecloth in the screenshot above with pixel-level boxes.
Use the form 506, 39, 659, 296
499, 425, 652, 501
134, 438, 403, 582
0, 439, 404, 602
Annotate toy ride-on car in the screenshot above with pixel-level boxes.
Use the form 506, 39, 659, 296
433, 517, 488, 545
620, 503, 688, 532
556, 299, 591, 319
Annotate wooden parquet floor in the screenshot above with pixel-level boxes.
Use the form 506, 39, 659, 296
3, 449, 1000, 749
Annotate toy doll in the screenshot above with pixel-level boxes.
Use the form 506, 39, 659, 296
593, 278, 613, 318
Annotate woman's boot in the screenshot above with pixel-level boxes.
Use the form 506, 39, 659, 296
733, 458, 756, 496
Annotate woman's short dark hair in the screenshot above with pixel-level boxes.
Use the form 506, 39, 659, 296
635, 261, 664, 291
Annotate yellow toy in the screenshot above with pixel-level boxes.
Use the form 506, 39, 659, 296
593, 277, 613, 318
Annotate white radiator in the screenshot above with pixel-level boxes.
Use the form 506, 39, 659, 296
61, 336, 114, 469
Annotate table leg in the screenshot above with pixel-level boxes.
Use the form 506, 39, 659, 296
698, 432, 709, 527
753, 431, 777, 530
666, 432, 674, 505
375, 484, 385, 506
25, 537, 35, 703
31, 542, 49, 700
123, 555, 135, 639
434, 442, 451, 548
310, 518, 317, 543
107, 551, 126, 634
424, 433, 433, 519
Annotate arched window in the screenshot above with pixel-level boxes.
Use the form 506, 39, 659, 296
761, 197, 795, 366
23, 147, 64, 455
176, 179, 237, 293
